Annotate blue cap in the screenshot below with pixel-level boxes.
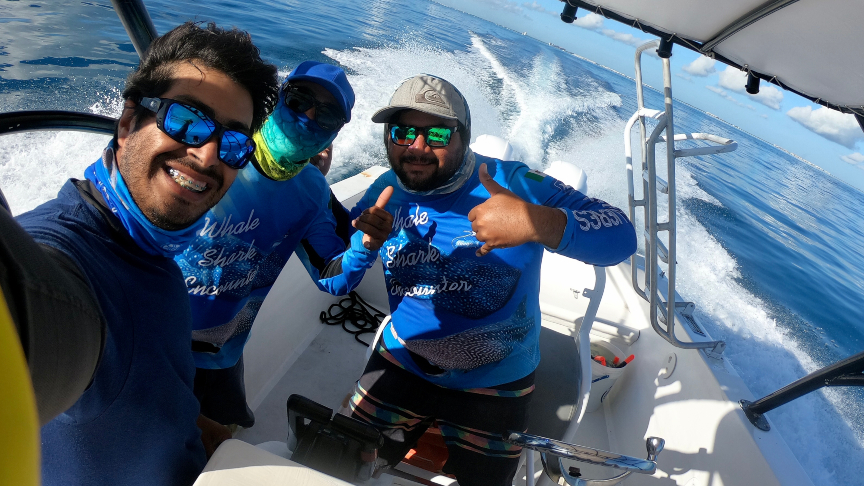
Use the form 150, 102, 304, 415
285, 61, 355, 123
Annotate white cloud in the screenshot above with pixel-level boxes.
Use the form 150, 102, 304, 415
573, 12, 604, 30
717, 68, 747, 90
600, 29, 645, 47
675, 73, 693, 82
682, 56, 716, 77
548, 7, 649, 47
751, 89, 783, 110
522, 1, 553, 14
558, 12, 650, 49
472, 0, 528, 16
787, 106, 863, 149
706, 86, 723, 94
706, 85, 754, 110
717, 67, 783, 110
840, 152, 864, 165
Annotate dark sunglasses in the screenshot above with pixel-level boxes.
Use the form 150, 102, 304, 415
282, 84, 346, 132
139, 97, 255, 170
389, 124, 456, 148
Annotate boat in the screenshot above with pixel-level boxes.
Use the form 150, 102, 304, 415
1, 1, 862, 485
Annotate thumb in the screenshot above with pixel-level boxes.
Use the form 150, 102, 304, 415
374, 186, 394, 209
478, 163, 504, 196
475, 243, 493, 257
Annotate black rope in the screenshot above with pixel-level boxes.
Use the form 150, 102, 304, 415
319, 291, 387, 346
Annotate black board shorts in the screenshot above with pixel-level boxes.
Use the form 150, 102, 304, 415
194, 355, 255, 428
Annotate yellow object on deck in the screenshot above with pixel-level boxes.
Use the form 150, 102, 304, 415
0, 290, 39, 485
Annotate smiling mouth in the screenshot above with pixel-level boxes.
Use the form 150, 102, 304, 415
167, 168, 208, 193
402, 157, 437, 167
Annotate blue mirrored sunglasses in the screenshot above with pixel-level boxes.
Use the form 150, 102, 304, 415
140, 97, 255, 169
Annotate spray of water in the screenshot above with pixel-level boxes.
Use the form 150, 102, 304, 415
0, 88, 120, 215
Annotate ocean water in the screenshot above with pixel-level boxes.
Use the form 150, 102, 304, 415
1, 0, 862, 484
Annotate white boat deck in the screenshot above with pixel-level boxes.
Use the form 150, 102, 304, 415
234, 316, 370, 447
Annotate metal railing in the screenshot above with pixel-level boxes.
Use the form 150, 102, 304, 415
507, 432, 664, 486
0, 111, 116, 136
625, 40, 736, 355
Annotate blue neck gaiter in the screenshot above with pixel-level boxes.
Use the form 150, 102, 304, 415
253, 91, 338, 181
84, 144, 204, 257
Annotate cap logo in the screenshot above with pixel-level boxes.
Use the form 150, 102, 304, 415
415, 89, 447, 108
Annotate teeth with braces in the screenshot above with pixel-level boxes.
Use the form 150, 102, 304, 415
168, 168, 207, 193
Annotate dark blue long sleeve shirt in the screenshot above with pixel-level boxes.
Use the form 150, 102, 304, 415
17, 180, 206, 486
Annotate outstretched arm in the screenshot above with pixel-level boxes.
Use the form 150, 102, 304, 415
469, 163, 567, 256
469, 162, 636, 266
0, 203, 104, 425
298, 187, 394, 295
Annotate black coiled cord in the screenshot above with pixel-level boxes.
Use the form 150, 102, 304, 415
319, 291, 387, 346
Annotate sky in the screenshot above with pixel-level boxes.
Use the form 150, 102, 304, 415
431, 0, 864, 192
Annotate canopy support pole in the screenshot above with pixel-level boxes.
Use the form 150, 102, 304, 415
110, 0, 158, 59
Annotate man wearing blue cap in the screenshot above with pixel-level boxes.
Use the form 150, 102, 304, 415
176, 61, 394, 428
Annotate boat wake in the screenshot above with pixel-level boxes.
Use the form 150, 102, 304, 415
323, 33, 622, 183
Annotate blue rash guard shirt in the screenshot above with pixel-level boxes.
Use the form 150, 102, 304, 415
348, 154, 636, 389
176, 162, 376, 369
17, 180, 206, 486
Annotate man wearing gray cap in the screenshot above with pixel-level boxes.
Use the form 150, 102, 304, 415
344, 74, 636, 485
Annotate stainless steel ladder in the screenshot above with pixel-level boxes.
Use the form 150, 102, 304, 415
625, 40, 737, 355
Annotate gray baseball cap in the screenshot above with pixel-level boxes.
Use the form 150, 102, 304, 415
371, 75, 470, 129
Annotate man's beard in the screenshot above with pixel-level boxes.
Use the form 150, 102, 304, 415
390, 150, 463, 192
120, 131, 225, 231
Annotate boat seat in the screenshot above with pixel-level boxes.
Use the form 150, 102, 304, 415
525, 325, 583, 440
534, 253, 605, 440
470, 134, 514, 160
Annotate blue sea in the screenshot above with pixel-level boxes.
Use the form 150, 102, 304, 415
1, 0, 862, 484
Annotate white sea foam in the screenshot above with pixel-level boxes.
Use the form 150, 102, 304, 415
671, 169, 864, 481
0, 90, 120, 216
323, 34, 621, 181
1, 131, 111, 215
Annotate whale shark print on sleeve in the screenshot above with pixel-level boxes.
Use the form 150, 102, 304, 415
571, 198, 628, 232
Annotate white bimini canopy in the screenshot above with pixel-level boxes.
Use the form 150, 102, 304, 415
565, 0, 864, 117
